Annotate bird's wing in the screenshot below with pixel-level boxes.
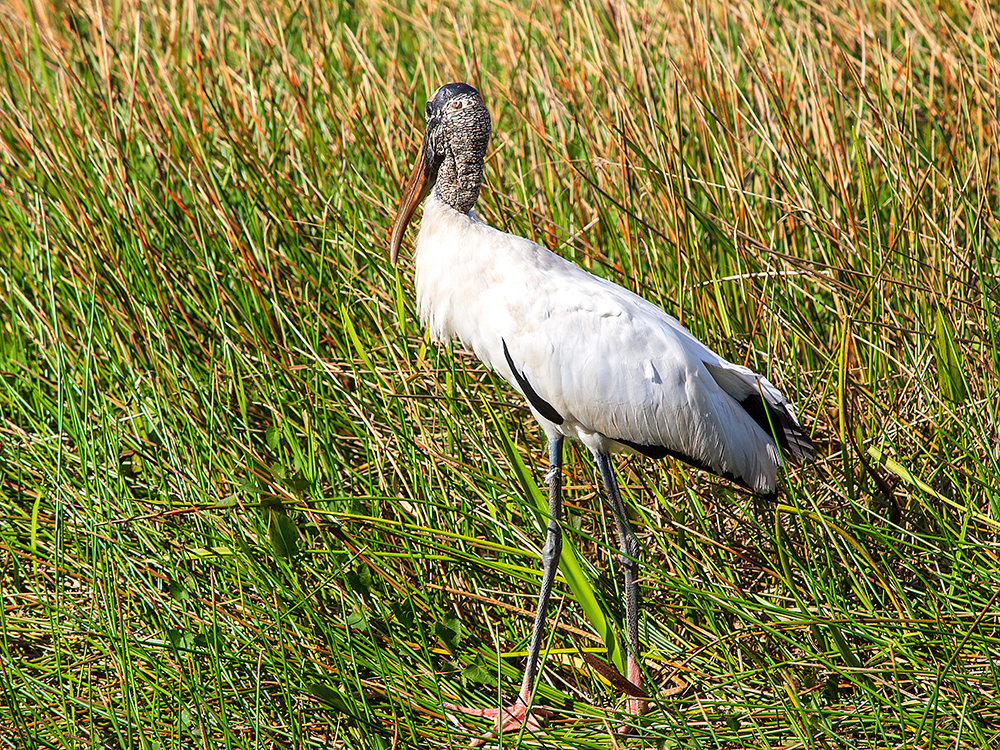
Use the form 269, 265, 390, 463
494, 260, 809, 494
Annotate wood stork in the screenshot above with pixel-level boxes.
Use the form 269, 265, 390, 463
389, 82, 812, 744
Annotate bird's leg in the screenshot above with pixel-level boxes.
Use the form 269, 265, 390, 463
446, 437, 563, 747
595, 452, 648, 719
518, 436, 565, 700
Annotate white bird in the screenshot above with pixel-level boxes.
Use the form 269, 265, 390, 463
389, 82, 812, 744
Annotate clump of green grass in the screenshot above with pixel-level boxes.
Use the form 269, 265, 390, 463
1, 0, 998, 748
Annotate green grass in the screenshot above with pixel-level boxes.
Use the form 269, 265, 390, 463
1, 0, 998, 747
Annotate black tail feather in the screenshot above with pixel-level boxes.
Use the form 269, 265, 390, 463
738, 392, 813, 460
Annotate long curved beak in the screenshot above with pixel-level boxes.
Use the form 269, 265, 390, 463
389, 147, 433, 265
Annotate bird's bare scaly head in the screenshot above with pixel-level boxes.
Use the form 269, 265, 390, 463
389, 83, 491, 264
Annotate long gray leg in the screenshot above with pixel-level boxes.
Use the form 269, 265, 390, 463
595, 451, 648, 716
516, 436, 564, 704
446, 438, 564, 746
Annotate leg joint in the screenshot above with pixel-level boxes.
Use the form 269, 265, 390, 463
617, 533, 641, 570
542, 526, 563, 566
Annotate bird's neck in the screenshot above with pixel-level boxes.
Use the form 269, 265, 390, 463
433, 148, 483, 215
413, 194, 493, 348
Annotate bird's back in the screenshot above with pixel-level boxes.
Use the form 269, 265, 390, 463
414, 194, 812, 494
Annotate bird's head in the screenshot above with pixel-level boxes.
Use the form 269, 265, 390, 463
389, 82, 491, 264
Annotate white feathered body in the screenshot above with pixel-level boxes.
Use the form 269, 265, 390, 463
414, 192, 803, 494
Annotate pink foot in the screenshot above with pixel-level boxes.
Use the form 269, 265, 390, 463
616, 657, 649, 735
615, 697, 649, 735
578, 650, 650, 733
444, 698, 553, 747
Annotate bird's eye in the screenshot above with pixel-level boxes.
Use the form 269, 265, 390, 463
425, 103, 432, 118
